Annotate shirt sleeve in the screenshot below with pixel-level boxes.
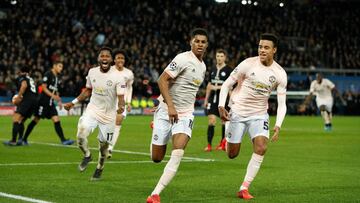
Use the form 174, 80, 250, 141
85, 70, 92, 89
230, 60, 249, 80
326, 79, 335, 89
164, 54, 186, 78
42, 72, 51, 85
276, 70, 287, 94
116, 77, 126, 96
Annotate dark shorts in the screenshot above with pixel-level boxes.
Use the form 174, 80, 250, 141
206, 101, 220, 117
34, 103, 58, 119
205, 95, 230, 117
15, 98, 38, 119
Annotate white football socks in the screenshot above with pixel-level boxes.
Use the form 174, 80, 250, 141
152, 149, 184, 195
108, 125, 121, 151
240, 153, 264, 191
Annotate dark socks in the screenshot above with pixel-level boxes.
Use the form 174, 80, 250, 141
221, 124, 225, 140
18, 122, 24, 140
11, 122, 19, 142
207, 125, 215, 145
23, 120, 37, 141
54, 121, 66, 142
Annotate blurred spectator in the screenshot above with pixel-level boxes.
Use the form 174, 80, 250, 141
0, 0, 359, 98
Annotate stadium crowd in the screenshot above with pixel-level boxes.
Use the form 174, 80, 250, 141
0, 0, 359, 111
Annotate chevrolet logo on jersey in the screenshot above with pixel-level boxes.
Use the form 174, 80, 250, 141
193, 78, 202, 86
93, 87, 106, 95
252, 81, 271, 90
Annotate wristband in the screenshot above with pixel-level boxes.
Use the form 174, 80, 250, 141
72, 98, 79, 105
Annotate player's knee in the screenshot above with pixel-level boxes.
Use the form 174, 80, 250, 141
152, 156, 163, 163
208, 118, 216, 125
228, 152, 238, 159
254, 145, 267, 155
319, 105, 326, 111
77, 124, 90, 139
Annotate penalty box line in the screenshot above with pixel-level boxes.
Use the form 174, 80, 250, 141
0, 192, 53, 203
10, 140, 215, 162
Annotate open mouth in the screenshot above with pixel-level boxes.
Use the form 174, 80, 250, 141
101, 61, 109, 66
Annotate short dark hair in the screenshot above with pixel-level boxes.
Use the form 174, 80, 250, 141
190, 28, 208, 39
53, 60, 63, 66
20, 66, 30, 73
113, 49, 130, 66
98, 46, 113, 56
260, 33, 279, 48
216, 49, 227, 56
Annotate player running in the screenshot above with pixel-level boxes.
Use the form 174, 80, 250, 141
218, 33, 287, 199
64, 47, 126, 180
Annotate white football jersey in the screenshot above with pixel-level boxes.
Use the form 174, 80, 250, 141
229, 56, 287, 117
310, 78, 335, 105
85, 66, 126, 124
158, 51, 206, 117
112, 66, 134, 103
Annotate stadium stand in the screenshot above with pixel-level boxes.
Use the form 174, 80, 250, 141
0, 0, 359, 114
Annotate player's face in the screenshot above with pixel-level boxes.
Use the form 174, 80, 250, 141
190, 35, 208, 60
98, 50, 112, 72
54, 63, 63, 74
316, 74, 323, 83
258, 40, 277, 66
114, 53, 125, 69
216, 53, 226, 65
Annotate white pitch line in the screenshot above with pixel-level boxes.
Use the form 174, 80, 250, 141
29, 141, 215, 162
0, 192, 53, 203
0, 159, 207, 167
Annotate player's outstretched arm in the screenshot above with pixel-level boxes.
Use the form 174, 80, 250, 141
64, 88, 92, 111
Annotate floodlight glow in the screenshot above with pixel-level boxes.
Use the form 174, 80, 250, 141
215, 0, 228, 3
10, 0, 17, 5
279, 2, 284, 7
247, 0, 252, 4
254, 1, 258, 6
242, 0, 247, 5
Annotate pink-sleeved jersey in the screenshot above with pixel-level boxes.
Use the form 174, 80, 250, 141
229, 56, 287, 117
85, 66, 126, 124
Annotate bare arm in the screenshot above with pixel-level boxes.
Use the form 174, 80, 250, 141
158, 71, 178, 123
64, 88, 92, 111
41, 83, 61, 102
13, 80, 27, 105
302, 93, 314, 106
125, 80, 133, 112
332, 87, 347, 105
218, 76, 236, 121
117, 94, 125, 114
203, 83, 212, 107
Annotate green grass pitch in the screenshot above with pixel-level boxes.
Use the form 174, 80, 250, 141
1, 115, 360, 203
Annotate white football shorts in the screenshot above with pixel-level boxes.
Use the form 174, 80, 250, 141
226, 111, 270, 144
77, 113, 116, 145
316, 98, 333, 112
151, 106, 194, 145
